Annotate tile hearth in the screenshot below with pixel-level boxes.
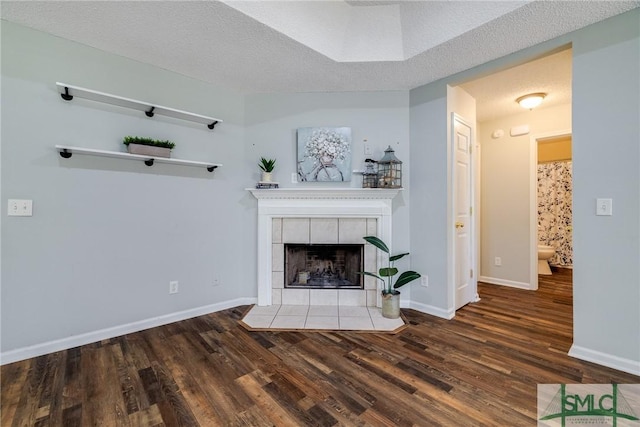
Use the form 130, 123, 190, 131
240, 304, 406, 332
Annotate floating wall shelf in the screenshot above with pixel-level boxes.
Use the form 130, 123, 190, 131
55, 145, 221, 172
56, 82, 222, 130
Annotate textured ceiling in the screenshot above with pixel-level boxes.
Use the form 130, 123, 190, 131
0, 1, 637, 96
221, 1, 529, 62
460, 48, 572, 123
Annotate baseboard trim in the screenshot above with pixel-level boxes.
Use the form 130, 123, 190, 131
479, 276, 532, 290
0, 297, 257, 366
406, 301, 455, 319
569, 344, 640, 376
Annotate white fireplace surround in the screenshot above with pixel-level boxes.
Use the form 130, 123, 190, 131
248, 188, 402, 307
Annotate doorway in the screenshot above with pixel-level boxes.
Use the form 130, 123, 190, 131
457, 47, 572, 292
529, 131, 573, 289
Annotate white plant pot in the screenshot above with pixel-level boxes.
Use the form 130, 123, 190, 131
261, 171, 273, 182
381, 291, 401, 319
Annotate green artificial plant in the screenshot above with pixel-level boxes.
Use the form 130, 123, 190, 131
259, 157, 276, 173
361, 236, 421, 295
123, 136, 176, 150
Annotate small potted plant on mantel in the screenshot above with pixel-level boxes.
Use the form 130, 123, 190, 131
258, 157, 276, 182
361, 236, 421, 319
123, 136, 176, 158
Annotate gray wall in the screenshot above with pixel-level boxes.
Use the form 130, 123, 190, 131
409, 84, 449, 312
244, 92, 412, 301
1, 22, 413, 356
3, 7, 639, 371
410, 9, 639, 368
571, 10, 639, 363
1, 21, 252, 352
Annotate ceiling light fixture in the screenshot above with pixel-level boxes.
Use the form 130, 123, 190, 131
516, 92, 547, 110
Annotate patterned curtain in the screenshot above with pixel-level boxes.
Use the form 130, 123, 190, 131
537, 161, 573, 266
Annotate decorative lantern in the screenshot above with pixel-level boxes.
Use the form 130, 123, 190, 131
362, 158, 378, 188
377, 145, 402, 188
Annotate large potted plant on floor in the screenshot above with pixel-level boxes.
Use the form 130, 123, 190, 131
361, 236, 421, 319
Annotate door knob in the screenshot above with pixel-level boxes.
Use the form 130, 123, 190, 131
455, 221, 464, 229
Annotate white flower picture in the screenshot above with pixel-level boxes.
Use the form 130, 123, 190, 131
297, 127, 351, 182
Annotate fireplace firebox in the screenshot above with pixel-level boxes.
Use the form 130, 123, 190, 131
285, 244, 364, 289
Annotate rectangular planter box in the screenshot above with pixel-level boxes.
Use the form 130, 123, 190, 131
127, 143, 171, 158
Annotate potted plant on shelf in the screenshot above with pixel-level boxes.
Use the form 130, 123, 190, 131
123, 136, 176, 159
259, 157, 276, 182
361, 236, 421, 319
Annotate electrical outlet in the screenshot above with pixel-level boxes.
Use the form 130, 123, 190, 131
212, 278, 220, 287
8, 199, 33, 216
421, 276, 428, 287
291, 173, 298, 183
494, 257, 502, 266
364, 142, 372, 155
169, 281, 179, 294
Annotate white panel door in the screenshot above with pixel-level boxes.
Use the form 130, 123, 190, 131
454, 118, 474, 310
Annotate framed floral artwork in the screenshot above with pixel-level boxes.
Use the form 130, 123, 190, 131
297, 127, 351, 182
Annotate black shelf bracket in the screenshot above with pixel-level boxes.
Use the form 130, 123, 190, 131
60, 87, 73, 101
59, 149, 72, 159
207, 165, 218, 172
144, 159, 154, 167
207, 120, 219, 130
145, 106, 155, 118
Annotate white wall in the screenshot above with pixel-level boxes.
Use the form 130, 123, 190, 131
479, 104, 571, 286
410, 9, 639, 373
1, 21, 253, 358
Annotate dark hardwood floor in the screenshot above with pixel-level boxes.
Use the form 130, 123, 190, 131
2, 268, 638, 426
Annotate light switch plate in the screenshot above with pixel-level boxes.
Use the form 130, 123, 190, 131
596, 198, 613, 216
8, 199, 33, 216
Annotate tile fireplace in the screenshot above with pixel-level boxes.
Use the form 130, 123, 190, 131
248, 188, 402, 307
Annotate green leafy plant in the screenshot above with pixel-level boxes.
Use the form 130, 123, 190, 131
361, 236, 421, 295
259, 157, 276, 172
123, 136, 176, 150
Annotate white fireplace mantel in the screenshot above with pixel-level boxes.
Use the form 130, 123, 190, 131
248, 187, 402, 200
247, 187, 402, 306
